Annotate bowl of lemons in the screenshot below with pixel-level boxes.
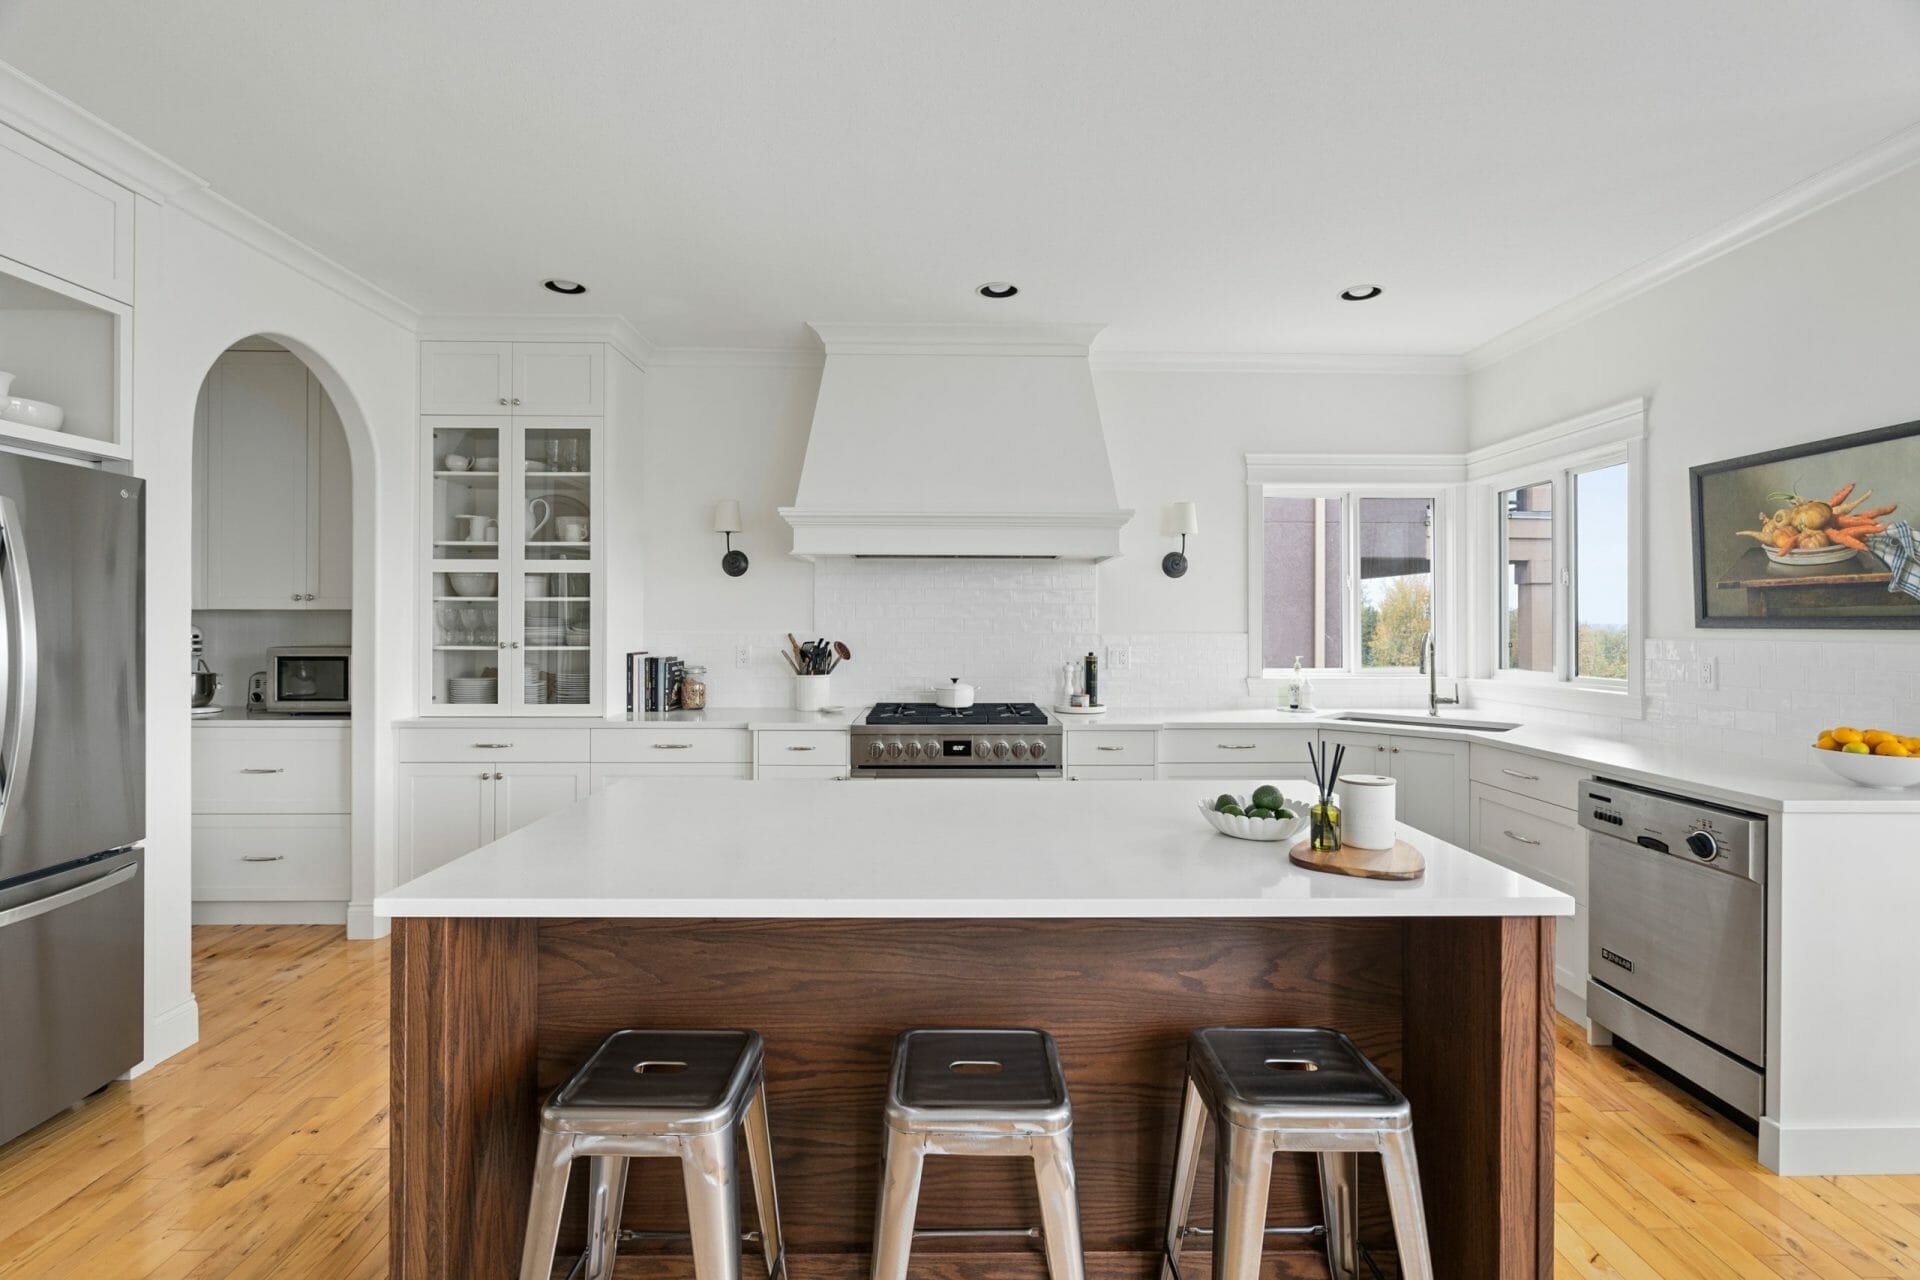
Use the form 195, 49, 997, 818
1813, 726, 1920, 789
1199, 784, 1309, 842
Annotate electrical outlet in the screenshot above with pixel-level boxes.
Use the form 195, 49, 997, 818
1696, 658, 1717, 690
735, 645, 752, 669
1105, 644, 1131, 671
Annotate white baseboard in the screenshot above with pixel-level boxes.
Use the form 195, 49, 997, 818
131, 995, 200, 1077
347, 900, 389, 940
1554, 981, 1587, 1025
191, 900, 348, 926
1761, 1117, 1920, 1176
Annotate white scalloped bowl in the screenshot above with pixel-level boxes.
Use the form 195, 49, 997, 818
1813, 746, 1920, 789
1197, 795, 1309, 843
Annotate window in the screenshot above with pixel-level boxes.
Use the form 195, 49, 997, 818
1500, 482, 1553, 673
1488, 456, 1633, 687
1259, 491, 1440, 674
1575, 463, 1630, 679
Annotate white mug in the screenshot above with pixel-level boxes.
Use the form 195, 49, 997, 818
556, 516, 589, 542
482, 522, 499, 543
444, 453, 471, 472
524, 574, 549, 599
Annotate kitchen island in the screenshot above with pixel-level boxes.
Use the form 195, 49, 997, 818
378, 779, 1570, 1280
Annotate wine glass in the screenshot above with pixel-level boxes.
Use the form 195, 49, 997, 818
438, 604, 459, 645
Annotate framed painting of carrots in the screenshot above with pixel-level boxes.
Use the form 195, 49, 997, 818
1692, 418, 1920, 627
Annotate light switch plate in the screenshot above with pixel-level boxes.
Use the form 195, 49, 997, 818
735, 645, 752, 669
1696, 658, 1717, 690
1106, 644, 1132, 670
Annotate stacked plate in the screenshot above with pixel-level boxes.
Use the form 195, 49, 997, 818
555, 673, 591, 704
524, 671, 551, 705
526, 625, 566, 647
566, 626, 591, 646
448, 676, 497, 705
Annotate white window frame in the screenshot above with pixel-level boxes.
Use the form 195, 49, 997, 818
1244, 453, 1466, 680
1465, 400, 1647, 713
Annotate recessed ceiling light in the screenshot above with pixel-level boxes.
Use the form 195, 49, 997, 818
977, 282, 1020, 299
542, 278, 588, 295
1340, 286, 1383, 302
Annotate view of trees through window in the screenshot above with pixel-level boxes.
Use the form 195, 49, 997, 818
1264, 493, 1433, 671
1358, 497, 1433, 669
1576, 463, 1630, 679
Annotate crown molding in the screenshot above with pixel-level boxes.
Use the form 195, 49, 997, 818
0, 60, 203, 201
808, 321, 1106, 357
417, 313, 653, 369
644, 346, 825, 369
1466, 120, 1920, 372
1092, 350, 1465, 375
171, 186, 419, 331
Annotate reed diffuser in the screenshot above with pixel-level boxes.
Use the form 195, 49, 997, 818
1305, 740, 1346, 852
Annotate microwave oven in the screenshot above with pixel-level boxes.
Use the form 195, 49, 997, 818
261, 646, 352, 714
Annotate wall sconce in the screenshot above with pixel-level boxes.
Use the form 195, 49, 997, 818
713, 500, 749, 577
1161, 502, 1197, 577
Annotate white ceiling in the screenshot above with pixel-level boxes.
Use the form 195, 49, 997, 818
5, 2, 1920, 354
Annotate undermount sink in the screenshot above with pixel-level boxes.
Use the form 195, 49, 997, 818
1329, 711, 1521, 733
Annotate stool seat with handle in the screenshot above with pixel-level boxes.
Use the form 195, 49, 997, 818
1161, 1027, 1432, 1280
871, 1028, 1085, 1280
519, 1029, 785, 1280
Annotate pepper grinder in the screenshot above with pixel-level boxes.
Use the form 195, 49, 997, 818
1084, 650, 1099, 707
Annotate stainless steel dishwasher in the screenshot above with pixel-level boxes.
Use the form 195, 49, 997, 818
1579, 779, 1767, 1119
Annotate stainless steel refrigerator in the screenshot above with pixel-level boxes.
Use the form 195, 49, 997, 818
0, 453, 144, 1149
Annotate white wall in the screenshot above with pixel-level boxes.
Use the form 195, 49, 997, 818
1468, 161, 1920, 751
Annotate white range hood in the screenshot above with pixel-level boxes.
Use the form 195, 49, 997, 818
779, 323, 1132, 560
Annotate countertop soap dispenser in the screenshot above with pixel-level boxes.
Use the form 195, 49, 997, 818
1287, 655, 1314, 713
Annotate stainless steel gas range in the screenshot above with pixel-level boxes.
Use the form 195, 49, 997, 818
851, 702, 1063, 779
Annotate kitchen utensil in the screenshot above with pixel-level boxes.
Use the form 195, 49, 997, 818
1288, 838, 1425, 881
447, 572, 497, 598
833, 640, 852, 664
1197, 796, 1307, 843
190, 659, 223, 709
1813, 745, 1920, 789
455, 513, 492, 541
935, 678, 976, 709
1, 396, 65, 431
444, 453, 471, 472
526, 498, 552, 540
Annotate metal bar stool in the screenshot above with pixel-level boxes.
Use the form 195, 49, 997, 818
870, 1028, 1085, 1280
1160, 1027, 1432, 1280
518, 1029, 785, 1280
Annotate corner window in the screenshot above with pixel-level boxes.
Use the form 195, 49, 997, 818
1489, 456, 1633, 687
1574, 463, 1630, 680
1500, 481, 1554, 673
1260, 491, 1441, 674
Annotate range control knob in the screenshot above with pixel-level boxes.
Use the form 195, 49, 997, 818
1685, 830, 1718, 861
905, 740, 924, 759
867, 740, 886, 761
1029, 739, 1048, 759
991, 739, 1012, 760
923, 739, 943, 760
886, 740, 905, 760
1011, 740, 1030, 759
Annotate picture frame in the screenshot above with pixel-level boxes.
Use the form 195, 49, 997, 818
1692, 418, 1920, 629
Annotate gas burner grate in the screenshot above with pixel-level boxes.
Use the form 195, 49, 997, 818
864, 701, 1050, 727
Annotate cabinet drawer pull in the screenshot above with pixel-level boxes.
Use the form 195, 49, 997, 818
473, 743, 514, 749
1500, 767, 1541, 782
786, 745, 816, 752
240, 767, 285, 774
1216, 743, 1257, 750
652, 743, 693, 750
494, 772, 505, 780
1096, 745, 1126, 752
240, 854, 285, 863
1502, 829, 1543, 847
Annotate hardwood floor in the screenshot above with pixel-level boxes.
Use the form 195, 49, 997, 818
0, 924, 1914, 1278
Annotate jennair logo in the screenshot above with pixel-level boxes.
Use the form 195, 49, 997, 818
1600, 947, 1634, 973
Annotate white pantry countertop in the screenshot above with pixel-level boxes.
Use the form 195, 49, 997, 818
193, 708, 350, 729
375, 778, 1571, 920
391, 707, 860, 731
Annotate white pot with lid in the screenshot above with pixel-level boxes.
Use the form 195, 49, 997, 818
933, 677, 976, 709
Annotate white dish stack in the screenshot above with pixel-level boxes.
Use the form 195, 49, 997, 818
555, 672, 590, 704
447, 676, 498, 705
524, 670, 551, 705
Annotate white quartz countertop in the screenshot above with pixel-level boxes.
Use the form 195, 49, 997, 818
392, 707, 861, 731
193, 708, 350, 728
376, 778, 1572, 920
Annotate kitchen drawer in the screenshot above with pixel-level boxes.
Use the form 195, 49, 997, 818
1469, 744, 1587, 811
1157, 762, 1320, 783
590, 763, 752, 791
757, 764, 851, 781
192, 733, 349, 813
1470, 783, 1584, 896
397, 727, 590, 763
1160, 728, 1317, 765
592, 728, 752, 764
756, 731, 850, 768
192, 815, 350, 901
1067, 765, 1157, 781
1065, 730, 1155, 767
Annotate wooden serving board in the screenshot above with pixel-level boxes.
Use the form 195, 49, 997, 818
1290, 838, 1425, 881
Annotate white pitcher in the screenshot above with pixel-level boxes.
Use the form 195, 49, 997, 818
525, 498, 551, 541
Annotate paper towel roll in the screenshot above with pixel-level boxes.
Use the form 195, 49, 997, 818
1340, 774, 1397, 850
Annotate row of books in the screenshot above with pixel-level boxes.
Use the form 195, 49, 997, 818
624, 652, 683, 714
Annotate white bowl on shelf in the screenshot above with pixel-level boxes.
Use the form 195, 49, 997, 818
1196, 795, 1309, 843
1813, 745, 1920, 789
446, 573, 497, 598
1, 395, 64, 431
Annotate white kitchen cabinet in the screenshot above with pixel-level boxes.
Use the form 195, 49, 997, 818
1157, 727, 1318, 781
1315, 730, 1468, 846
192, 722, 351, 922
191, 814, 351, 902
1065, 730, 1156, 768
1470, 779, 1588, 1012
755, 730, 850, 775
397, 760, 589, 879
595, 727, 752, 765
0, 120, 135, 303
194, 350, 352, 610
421, 341, 605, 415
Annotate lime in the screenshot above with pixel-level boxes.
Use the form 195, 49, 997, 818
1218, 804, 1245, 817
1841, 741, 1871, 755
1214, 793, 1240, 812
1246, 807, 1276, 820
1271, 808, 1294, 821
1250, 784, 1284, 810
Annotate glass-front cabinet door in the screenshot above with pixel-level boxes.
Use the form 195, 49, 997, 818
424, 416, 603, 714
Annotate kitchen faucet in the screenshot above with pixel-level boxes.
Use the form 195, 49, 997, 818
1419, 630, 1458, 717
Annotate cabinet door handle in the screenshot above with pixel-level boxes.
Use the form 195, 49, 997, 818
498, 397, 508, 406
786, 745, 815, 752
652, 743, 693, 750
473, 743, 513, 749
290, 593, 301, 602
479, 771, 491, 780
240, 854, 285, 863
1216, 743, 1256, 750
304, 593, 315, 601
1096, 745, 1125, 752
511, 397, 521, 405
1501, 767, 1541, 782
494, 772, 504, 780
240, 767, 285, 774
1503, 829, 1542, 846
